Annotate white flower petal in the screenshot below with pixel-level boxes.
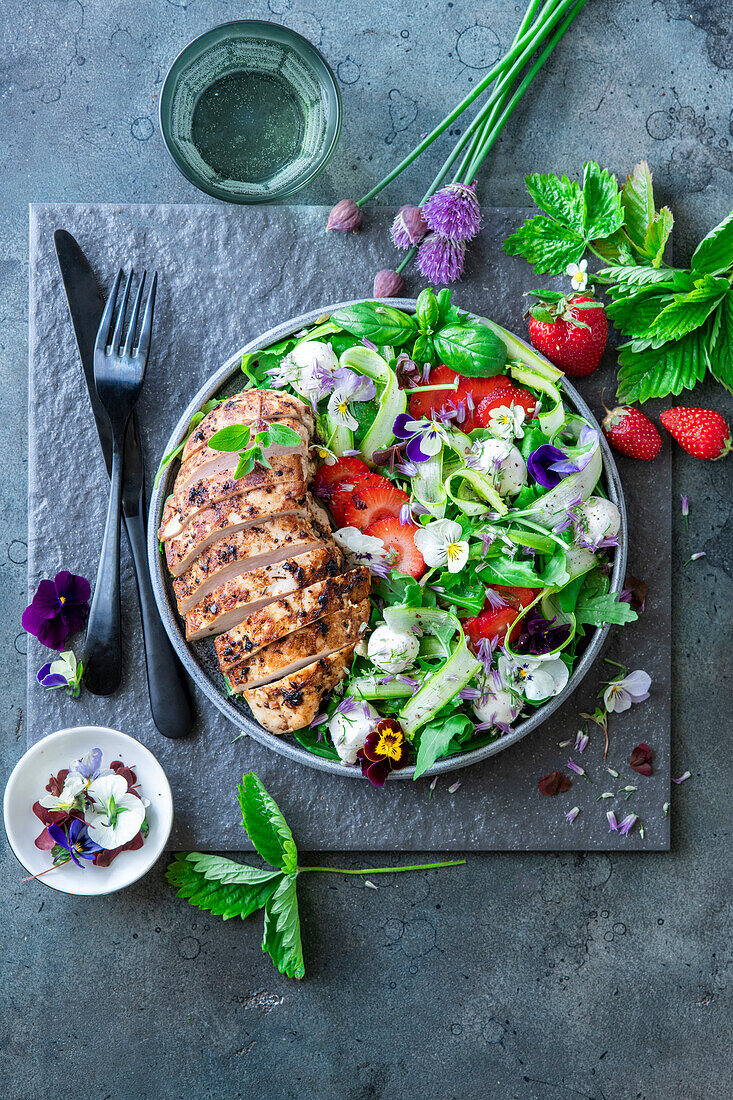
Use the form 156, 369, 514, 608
623, 669, 652, 696
445, 539, 469, 573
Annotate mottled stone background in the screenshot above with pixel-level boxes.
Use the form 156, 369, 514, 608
1, 2, 731, 1098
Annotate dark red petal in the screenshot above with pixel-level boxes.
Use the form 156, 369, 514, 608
34, 827, 57, 850
538, 770, 572, 796
362, 730, 382, 762
92, 831, 143, 866
629, 743, 653, 775
364, 758, 390, 788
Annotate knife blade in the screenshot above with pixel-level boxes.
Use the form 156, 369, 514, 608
54, 229, 193, 738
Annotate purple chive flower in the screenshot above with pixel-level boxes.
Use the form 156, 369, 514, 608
447, 780, 462, 794
618, 813, 638, 836
423, 182, 481, 242
373, 269, 405, 298
565, 806, 580, 823
480, 529, 498, 553
416, 233, 466, 285
457, 685, 483, 700
22, 571, 91, 650
390, 204, 428, 249
309, 712, 328, 728
515, 609, 571, 655
575, 730, 589, 754
672, 771, 691, 784
399, 503, 413, 526
527, 445, 580, 489
47, 818, 102, 867
567, 759, 589, 779
394, 459, 419, 479
326, 199, 362, 233
361, 338, 379, 352
681, 494, 689, 517
484, 587, 507, 612
607, 811, 618, 832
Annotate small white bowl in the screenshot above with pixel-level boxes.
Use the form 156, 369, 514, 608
3, 726, 173, 896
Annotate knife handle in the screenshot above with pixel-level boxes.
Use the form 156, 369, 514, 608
84, 443, 124, 695
124, 506, 194, 739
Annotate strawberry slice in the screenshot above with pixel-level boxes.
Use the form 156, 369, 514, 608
408, 364, 459, 421
492, 585, 539, 609
343, 474, 409, 529
462, 585, 540, 647
329, 473, 372, 526
475, 384, 539, 426
365, 517, 426, 579
408, 365, 512, 432
313, 456, 370, 498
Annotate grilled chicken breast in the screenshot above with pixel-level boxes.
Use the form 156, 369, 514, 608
185, 543, 344, 641
241, 647, 356, 734
215, 567, 371, 671
226, 600, 369, 692
182, 391, 314, 463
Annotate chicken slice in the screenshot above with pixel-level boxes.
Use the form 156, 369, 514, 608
215, 566, 371, 671
226, 600, 369, 692
182, 391, 314, 463
185, 542, 344, 641
241, 647, 356, 734
173, 515, 333, 614
164, 490, 330, 576
160, 453, 315, 543
174, 422, 312, 495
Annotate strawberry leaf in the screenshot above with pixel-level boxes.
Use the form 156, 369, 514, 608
166, 853, 283, 920
616, 326, 710, 403
708, 293, 733, 393
524, 172, 585, 233
238, 772, 298, 873
605, 289, 673, 337
262, 874, 305, 980
620, 161, 655, 254
690, 210, 733, 275
599, 265, 693, 290
648, 274, 729, 342
502, 215, 585, 275
592, 230, 635, 265
643, 207, 673, 267
582, 162, 624, 240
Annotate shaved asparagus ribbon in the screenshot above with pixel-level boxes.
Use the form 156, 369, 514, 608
339, 346, 406, 464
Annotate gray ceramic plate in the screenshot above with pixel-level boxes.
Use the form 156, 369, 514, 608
148, 299, 627, 778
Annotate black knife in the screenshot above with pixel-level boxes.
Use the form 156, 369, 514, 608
54, 229, 193, 739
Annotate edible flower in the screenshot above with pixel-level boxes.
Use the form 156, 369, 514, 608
47, 819, 103, 867
672, 771, 691, 785
566, 259, 588, 292
22, 571, 91, 650
332, 527, 393, 579
607, 810, 618, 832
37, 650, 83, 697
498, 652, 569, 702
538, 771, 572, 796
413, 519, 469, 573
629, 742, 653, 777
415, 233, 466, 285
326, 368, 377, 430
392, 412, 449, 463
515, 609, 571, 656
602, 670, 651, 713
422, 182, 481, 242
391, 205, 428, 249
486, 404, 526, 441
271, 341, 338, 405
358, 718, 410, 787
618, 813, 638, 836
86, 773, 146, 850
565, 806, 580, 823
326, 198, 362, 233
39, 772, 85, 813
373, 269, 405, 298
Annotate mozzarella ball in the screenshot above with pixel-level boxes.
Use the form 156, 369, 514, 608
367, 624, 419, 674
472, 688, 519, 727
329, 701, 380, 765
473, 438, 527, 496
285, 341, 338, 400
574, 496, 621, 546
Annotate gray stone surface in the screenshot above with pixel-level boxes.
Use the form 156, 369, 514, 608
27, 200, 671, 852
1, 1, 732, 1097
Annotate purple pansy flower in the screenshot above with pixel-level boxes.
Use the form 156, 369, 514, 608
22, 571, 91, 650
392, 412, 447, 463
515, 609, 571, 655
423, 182, 481, 242
527, 445, 581, 489
47, 818, 103, 867
37, 663, 69, 689
416, 233, 466, 285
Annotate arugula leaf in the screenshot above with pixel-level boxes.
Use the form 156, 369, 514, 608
166, 853, 282, 920
620, 161, 655, 253
648, 275, 729, 342
261, 875, 305, 980
525, 172, 584, 233
414, 713, 475, 779
503, 214, 586, 275
617, 325, 710, 403
238, 772, 298, 873
373, 571, 429, 608
582, 162, 624, 240
574, 592, 638, 628
708, 293, 733, 392
690, 209, 733, 275
433, 322, 508, 377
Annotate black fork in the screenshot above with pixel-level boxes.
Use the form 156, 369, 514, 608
84, 270, 157, 695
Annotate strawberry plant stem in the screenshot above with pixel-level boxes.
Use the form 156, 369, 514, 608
299, 860, 466, 874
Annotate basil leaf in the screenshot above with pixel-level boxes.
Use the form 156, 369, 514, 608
435, 288, 453, 324
330, 303, 417, 346
262, 874, 305, 980
616, 325, 710, 403
690, 209, 733, 276
209, 424, 252, 452
238, 772, 298, 873
525, 171, 584, 233
166, 853, 283, 920
582, 161, 624, 240
648, 275, 728, 342
708, 294, 733, 392
503, 215, 586, 275
267, 422, 302, 446
620, 161, 655, 254
433, 322, 507, 377
414, 713, 474, 779
416, 288, 440, 333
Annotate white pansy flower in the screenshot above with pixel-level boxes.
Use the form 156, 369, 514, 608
566, 259, 588, 292
603, 670, 651, 713
332, 526, 392, 579
86, 773, 146, 850
326, 368, 377, 431
39, 772, 85, 812
368, 624, 419, 674
498, 653, 569, 702
413, 519, 469, 573
487, 404, 526, 441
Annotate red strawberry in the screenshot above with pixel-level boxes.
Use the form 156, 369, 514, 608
343, 474, 409, 528
528, 294, 607, 377
329, 474, 372, 526
408, 365, 509, 431
475, 383, 539, 426
462, 586, 539, 646
659, 406, 732, 461
313, 456, 370, 498
602, 405, 661, 461
408, 364, 459, 421
365, 517, 426, 578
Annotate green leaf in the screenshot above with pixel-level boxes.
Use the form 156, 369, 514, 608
574, 592, 638, 628
648, 274, 729, 342
616, 326, 710, 403
433, 322, 508, 377
643, 207, 673, 267
166, 853, 283, 920
605, 289, 673, 337
267, 422, 302, 446
209, 424, 252, 452
330, 303, 416, 346
234, 451, 256, 478
592, 231, 635, 265
582, 162, 624, 240
620, 161, 655, 253
690, 209, 733, 275
525, 172, 584, 233
502, 215, 586, 275
600, 265, 691, 289
708, 293, 733, 392
262, 874, 305, 980
414, 713, 475, 780
238, 772, 298, 873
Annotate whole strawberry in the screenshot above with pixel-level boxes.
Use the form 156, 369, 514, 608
602, 405, 661, 461
660, 407, 731, 460
527, 293, 607, 377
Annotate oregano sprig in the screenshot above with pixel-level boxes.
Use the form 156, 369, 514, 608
208, 421, 303, 479
166, 773, 466, 981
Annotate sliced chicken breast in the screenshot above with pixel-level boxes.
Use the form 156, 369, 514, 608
173, 515, 333, 614
183, 391, 314, 463
174, 423, 312, 495
226, 600, 369, 692
185, 542, 344, 641
215, 567, 371, 671
241, 647, 356, 734
160, 453, 316, 543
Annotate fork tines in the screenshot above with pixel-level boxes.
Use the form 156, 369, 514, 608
96, 269, 158, 359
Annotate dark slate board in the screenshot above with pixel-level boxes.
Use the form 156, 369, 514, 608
27, 203, 671, 851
